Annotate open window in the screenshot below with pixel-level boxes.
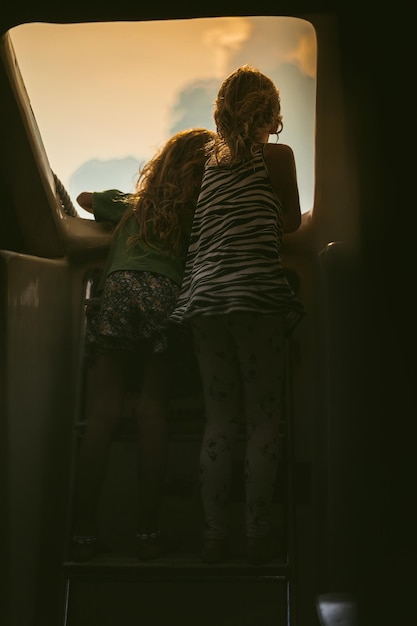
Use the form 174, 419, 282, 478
9, 17, 316, 221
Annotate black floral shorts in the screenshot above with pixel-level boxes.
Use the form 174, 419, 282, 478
84, 270, 180, 357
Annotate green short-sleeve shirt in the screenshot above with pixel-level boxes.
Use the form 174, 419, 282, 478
93, 189, 192, 291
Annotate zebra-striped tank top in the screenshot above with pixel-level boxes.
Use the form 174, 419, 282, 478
170, 146, 305, 336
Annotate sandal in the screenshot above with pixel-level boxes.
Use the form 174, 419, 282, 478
71, 534, 97, 562
136, 530, 179, 561
70, 534, 110, 562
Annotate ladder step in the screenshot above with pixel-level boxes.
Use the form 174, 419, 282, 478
63, 568, 288, 626
64, 553, 289, 580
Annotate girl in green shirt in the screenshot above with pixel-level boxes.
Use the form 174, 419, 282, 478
71, 128, 216, 562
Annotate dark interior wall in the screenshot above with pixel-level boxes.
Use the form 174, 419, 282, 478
326, 10, 414, 626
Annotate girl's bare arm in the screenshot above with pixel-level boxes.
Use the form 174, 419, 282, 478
264, 143, 302, 233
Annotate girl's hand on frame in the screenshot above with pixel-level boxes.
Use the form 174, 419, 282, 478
77, 191, 94, 213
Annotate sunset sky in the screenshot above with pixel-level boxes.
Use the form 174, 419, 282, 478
9, 17, 316, 217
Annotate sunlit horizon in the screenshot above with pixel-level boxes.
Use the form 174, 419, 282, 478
10, 17, 317, 218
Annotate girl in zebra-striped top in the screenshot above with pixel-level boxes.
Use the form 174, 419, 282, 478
171, 65, 305, 565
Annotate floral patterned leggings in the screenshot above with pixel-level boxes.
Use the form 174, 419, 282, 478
191, 313, 285, 540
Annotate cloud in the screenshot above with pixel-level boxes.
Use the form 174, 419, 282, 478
225, 17, 317, 79
169, 79, 219, 135
70, 156, 142, 198
285, 32, 317, 78
202, 18, 253, 77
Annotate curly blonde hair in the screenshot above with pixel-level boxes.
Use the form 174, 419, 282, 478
213, 65, 283, 165
118, 128, 216, 256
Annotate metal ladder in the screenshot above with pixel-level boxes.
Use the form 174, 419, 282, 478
61, 268, 299, 626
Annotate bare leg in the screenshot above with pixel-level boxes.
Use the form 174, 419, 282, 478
134, 349, 170, 534
72, 351, 125, 537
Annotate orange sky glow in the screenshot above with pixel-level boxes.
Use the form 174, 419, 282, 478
9, 17, 317, 215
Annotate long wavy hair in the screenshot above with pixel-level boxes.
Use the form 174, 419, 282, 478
212, 65, 283, 165
117, 128, 216, 256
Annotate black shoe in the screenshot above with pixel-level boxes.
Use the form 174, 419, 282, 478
201, 538, 229, 564
71, 534, 110, 562
247, 535, 282, 565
